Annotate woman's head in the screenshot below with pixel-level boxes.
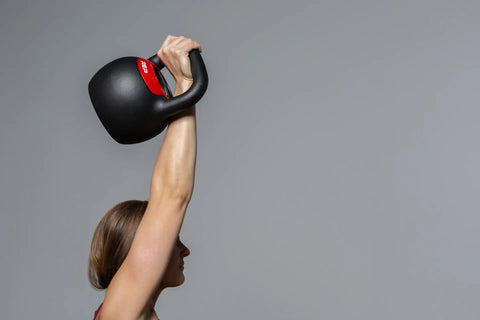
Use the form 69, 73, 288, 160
88, 200, 191, 290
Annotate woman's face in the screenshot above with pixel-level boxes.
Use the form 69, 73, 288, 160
161, 236, 190, 287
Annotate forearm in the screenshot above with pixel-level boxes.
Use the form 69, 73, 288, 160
149, 80, 197, 203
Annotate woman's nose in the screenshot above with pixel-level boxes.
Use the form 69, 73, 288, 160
180, 242, 190, 257
182, 244, 190, 256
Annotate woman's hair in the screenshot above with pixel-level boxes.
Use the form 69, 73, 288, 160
88, 200, 148, 290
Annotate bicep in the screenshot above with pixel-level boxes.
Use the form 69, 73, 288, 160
100, 198, 188, 319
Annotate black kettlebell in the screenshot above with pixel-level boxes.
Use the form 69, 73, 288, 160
88, 50, 208, 144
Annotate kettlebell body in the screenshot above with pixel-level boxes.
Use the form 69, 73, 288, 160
88, 50, 207, 144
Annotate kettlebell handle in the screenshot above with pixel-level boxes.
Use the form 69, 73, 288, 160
148, 54, 165, 69
148, 50, 208, 116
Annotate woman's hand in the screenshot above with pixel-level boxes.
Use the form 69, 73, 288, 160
157, 35, 202, 85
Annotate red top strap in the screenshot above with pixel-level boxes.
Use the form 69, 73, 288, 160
93, 303, 103, 320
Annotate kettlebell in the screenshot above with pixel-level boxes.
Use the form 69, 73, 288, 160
88, 50, 208, 144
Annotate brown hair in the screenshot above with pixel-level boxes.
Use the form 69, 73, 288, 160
88, 200, 148, 289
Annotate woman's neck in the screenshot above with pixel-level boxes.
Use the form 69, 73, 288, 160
147, 309, 159, 320
146, 285, 164, 320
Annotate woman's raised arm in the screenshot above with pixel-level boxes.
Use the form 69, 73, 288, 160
98, 36, 201, 320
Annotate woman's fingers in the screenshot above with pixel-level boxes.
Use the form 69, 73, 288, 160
157, 35, 202, 81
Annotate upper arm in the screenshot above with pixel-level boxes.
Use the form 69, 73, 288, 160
98, 196, 189, 319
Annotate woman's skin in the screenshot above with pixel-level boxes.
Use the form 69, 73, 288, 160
97, 35, 201, 320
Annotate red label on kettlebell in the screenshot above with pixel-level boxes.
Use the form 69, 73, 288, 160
137, 58, 168, 97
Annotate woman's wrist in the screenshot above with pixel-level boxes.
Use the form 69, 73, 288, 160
174, 79, 194, 96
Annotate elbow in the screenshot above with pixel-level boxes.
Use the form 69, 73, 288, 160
150, 182, 193, 205
165, 185, 193, 204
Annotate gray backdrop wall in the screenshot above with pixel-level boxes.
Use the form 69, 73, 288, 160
1, 0, 479, 319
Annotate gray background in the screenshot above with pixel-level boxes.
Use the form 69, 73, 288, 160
1, 0, 479, 319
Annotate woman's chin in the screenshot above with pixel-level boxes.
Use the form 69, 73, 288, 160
169, 275, 185, 288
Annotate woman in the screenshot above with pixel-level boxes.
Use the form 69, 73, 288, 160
88, 35, 202, 320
